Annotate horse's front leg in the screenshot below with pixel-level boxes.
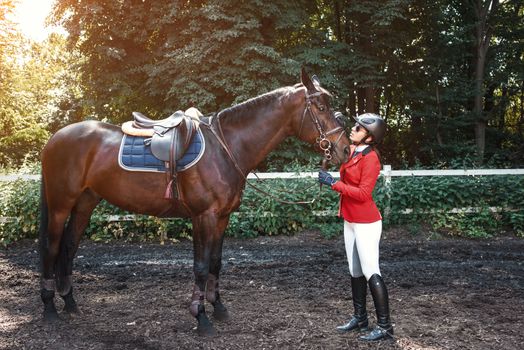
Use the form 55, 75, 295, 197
190, 212, 229, 336
206, 233, 229, 321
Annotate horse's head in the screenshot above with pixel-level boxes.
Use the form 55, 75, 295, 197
292, 68, 351, 166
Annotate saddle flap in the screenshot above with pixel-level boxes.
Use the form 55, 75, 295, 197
151, 131, 173, 162
150, 116, 197, 162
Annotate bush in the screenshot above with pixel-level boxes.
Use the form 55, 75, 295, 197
1, 172, 523, 246
0, 125, 50, 167
375, 175, 524, 238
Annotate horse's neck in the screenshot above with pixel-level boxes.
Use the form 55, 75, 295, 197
219, 100, 295, 174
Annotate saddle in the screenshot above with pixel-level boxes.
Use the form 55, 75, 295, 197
122, 109, 201, 198
133, 111, 186, 129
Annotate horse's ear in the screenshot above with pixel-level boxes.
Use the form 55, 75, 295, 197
301, 67, 318, 92
311, 75, 321, 87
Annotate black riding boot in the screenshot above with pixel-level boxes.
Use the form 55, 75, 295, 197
360, 274, 393, 341
336, 276, 368, 332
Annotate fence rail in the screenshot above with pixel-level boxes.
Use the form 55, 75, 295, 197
2, 167, 524, 182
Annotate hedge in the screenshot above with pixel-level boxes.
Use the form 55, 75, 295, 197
1, 174, 523, 246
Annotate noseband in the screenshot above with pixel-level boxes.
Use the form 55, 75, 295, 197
298, 91, 346, 161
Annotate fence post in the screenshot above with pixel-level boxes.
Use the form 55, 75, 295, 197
383, 165, 392, 223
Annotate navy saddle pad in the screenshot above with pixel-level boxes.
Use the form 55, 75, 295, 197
118, 128, 205, 173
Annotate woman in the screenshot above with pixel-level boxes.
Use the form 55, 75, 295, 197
318, 113, 393, 341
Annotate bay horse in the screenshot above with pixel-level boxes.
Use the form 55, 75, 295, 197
39, 68, 350, 336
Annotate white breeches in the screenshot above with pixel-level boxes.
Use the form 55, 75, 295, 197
343, 220, 382, 280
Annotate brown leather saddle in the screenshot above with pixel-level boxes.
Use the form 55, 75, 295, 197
132, 111, 195, 163
123, 110, 198, 198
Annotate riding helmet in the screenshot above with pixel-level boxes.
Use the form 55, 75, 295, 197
353, 113, 386, 144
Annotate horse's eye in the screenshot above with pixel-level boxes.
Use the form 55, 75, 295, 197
318, 105, 326, 112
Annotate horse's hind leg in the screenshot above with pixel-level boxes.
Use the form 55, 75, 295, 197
39, 185, 75, 321
56, 190, 101, 314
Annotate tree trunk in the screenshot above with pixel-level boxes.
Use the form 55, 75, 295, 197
348, 83, 356, 118
472, 0, 499, 163
357, 87, 366, 115
518, 81, 524, 140
435, 86, 444, 147
332, 0, 342, 40
365, 86, 376, 113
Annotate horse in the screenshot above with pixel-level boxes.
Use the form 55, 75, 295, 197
38, 68, 351, 336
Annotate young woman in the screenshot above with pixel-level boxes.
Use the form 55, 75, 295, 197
318, 113, 393, 341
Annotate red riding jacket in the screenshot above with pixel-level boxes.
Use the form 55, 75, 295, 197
331, 145, 382, 223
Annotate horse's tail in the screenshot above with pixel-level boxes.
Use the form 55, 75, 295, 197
38, 173, 49, 274
40, 172, 73, 294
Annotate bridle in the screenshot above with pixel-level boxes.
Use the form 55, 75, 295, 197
206, 88, 346, 205
298, 91, 346, 162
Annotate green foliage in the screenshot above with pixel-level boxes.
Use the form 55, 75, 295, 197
85, 200, 193, 243
0, 125, 50, 166
0, 178, 195, 246
0, 0, 523, 232
226, 178, 339, 238
0, 34, 80, 166
376, 174, 524, 238
51, 0, 304, 122
0, 0, 16, 85
1, 0, 522, 168
0, 178, 40, 246
1, 172, 523, 246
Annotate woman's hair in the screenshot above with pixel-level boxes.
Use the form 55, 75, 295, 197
372, 145, 381, 162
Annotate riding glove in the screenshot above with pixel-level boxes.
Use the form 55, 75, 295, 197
318, 170, 336, 186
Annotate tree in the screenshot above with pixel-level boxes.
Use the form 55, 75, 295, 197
0, 0, 17, 137
471, 0, 499, 163
51, 0, 309, 123
0, 0, 15, 80
44, 0, 524, 169
483, 0, 524, 165
0, 33, 81, 166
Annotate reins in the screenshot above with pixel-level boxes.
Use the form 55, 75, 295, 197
208, 115, 315, 205
206, 89, 345, 205
247, 172, 323, 205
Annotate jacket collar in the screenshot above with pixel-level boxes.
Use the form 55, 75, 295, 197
350, 145, 372, 158
342, 145, 372, 169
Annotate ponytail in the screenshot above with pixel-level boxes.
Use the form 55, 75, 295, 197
372, 145, 381, 162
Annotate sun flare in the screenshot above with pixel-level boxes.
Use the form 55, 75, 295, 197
11, 0, 60, 41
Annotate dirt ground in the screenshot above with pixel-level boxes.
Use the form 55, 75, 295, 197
0, 228, 523, 350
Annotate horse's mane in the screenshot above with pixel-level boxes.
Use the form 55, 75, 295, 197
218, 87, 294, 124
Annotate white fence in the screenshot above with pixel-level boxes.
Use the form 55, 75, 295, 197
1, 167, 523, 223
2, 167, 524, 182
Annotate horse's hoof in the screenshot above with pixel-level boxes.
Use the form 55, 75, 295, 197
43, 301, 61, 323
63, 306, 81, 316
196, 313, 215, 336
43, 311, 61, 323
212, 306, 230, 321
63, 302, 81, 314
197, 324, 216, 337
61, 290, 80, 314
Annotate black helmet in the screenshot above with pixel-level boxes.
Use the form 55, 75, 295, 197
352, 113, 386, 144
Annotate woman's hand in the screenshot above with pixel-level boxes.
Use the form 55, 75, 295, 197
318, 170, 336, 186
